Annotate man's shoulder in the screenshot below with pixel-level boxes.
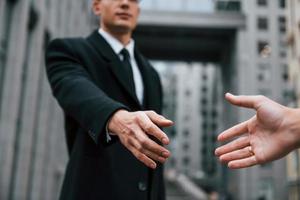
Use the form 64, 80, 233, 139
48, 36, 87, 49
45, 35, 96, 57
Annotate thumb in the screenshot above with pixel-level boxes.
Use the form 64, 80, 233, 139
225, 93, 261, 110
145, 111, 174, 127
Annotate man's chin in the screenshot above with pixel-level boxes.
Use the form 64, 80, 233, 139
112, 24, 134, 34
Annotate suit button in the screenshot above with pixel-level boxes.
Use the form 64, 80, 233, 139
138, 182, 147, 191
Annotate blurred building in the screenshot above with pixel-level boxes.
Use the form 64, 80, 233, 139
153, 61, 223, 197
0, 0, 293, 200
138, 0, 290, 200
286, 0, 300, 199
230, 0, 290, 199
0, 0, 94, 199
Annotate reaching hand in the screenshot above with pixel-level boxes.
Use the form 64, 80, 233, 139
215, 93, 300, 169
108, 110, 173, 169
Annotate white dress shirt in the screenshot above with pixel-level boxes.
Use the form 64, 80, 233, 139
99, 28, 144, 142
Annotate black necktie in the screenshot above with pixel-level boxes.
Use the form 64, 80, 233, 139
120, 48, 136, 94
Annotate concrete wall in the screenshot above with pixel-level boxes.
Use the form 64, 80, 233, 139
0, 0, 94, 199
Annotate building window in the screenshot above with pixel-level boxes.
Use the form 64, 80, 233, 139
183, 130, 190, 136
201, 98, 207, 106
257, 17, 268, 30
201, 86, 207, 93
183, 157, 190, 165
185, 89, 191, 97
211, 110, 218, 118
282, 72, 289, 82
216, 1, 241, 12
278, 16, 286, 33
257, 0, 267, 6
182, 143, 189, 151
282, 64, 289, 82
279, 50, 286, 58
257, 41, 269, 55
201, 147, 207, 154
211, 123, 218, 131
201, 110, 207, 117
184, 115, 189, 121
278, 0, 285, 8
202, 123, 207, 131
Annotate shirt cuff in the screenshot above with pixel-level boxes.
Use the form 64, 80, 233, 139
105, 118, 118, 143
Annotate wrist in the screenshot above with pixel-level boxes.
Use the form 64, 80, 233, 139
107, 109, 128, 135
286, 108, 300, 149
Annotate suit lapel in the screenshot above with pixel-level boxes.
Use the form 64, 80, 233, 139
87, 31, 140, 107
134, 49, 155, 109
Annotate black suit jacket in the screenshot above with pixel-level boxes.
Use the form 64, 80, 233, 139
45, 30, 165, 200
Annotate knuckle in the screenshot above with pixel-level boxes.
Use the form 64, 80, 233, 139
149, 110, 155, 114
136, 145, 143, 152
134, 114, 141, 123
136, 153, 144, 161
139, 138, 148, 146
121, 127, 131, 135
144, 124, 152, 132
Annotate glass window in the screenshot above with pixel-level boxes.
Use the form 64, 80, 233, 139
202, 110, 207, 117
202, 123, 207, 131
257, 0, 267, 6
183, 157, 190, 165
279, 50, 286, 58
216, 1, 241, 12
282, 64, 289, 82
182, 143, 189, 151
278, 16, 286, 33
183, 130, 190, 136
257, 41, 269, 55
257, 17, 268, 30
278, 0, 285, 8
201, 98, 207, 106
185, 89, 191, 97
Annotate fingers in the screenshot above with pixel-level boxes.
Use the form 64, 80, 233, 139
127, 127, 170, 162
225, 93, 263, 110
145, 111, 173, 127
219, 146, 254, 163
227, 156, 258, 169
116, 111, 173, 168
132, 126, 171, 157
137, 112, 171, 145
215, 136, 250, 156
217, 120, 249, 141
128, 146, 157, 169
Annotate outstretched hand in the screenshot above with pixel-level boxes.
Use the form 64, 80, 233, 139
215, 93, 300, 169
108, 110, 173, 169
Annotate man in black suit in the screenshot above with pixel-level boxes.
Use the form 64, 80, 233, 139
45, 0, 173, 199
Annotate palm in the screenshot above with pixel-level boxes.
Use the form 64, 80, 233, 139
249, 101, 288, 163
215, 94, 294, 169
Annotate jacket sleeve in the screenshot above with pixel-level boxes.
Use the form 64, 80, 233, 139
45, 38, 128, 145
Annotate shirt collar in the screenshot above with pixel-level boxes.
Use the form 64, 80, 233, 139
99, 28, 135, 59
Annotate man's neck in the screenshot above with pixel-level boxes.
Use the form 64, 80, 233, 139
102, 26, 132, 46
